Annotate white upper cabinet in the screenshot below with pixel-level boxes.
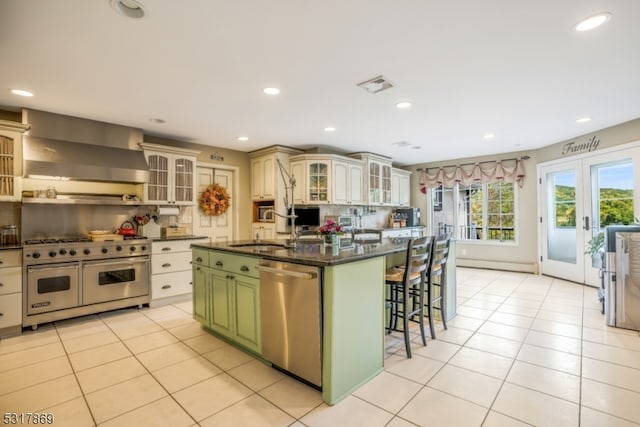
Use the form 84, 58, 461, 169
350, 153, 393, 206
0, 121, 27, 201
289, 155, 332, 205
332, 159, 363, 205
140, 142, 200, 205
251, 155, 276, 200
391, 168, 411, 206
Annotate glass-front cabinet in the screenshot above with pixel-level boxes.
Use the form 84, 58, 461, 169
140, 143, 200, 205
289, 155, 332, 204
0, 120, 28, 201
351, 153, 393, 206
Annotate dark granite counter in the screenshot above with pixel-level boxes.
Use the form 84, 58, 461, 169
191, 238, 408, 267
152, 235, 208, 242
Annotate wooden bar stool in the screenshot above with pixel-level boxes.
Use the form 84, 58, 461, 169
385, 236, 433, 358
426, 235, 451, 339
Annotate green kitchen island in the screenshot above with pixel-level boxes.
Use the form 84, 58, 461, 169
191, 238, 456, 405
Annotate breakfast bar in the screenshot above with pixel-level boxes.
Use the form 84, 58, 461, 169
191, 239, 456, 405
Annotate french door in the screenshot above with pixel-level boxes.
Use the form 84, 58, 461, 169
539, 145, 640, 286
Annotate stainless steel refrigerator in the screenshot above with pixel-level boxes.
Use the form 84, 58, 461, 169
605, 226, 640, 331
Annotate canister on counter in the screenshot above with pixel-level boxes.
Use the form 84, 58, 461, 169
1, 225, 19, 246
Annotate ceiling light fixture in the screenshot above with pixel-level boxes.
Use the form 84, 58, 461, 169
149, 118, 165, 124
237, 136, 249, 142
324, 127, 336, 132
263, 87, 280, 95
392, 141, 411, 147
574, 12, 611, 32
483, 133, 495, 139
395, 101, 412, 109
110, 0, 145, 19
576, 117, 592, 123
10, 88, 34, 97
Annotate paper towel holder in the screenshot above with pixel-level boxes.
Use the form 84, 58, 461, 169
158, 206, 180, 216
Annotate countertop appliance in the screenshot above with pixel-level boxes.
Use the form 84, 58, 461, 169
603, 226, 640, 331
22, 236, 151, 329
323, 215, 355, 231
393, 208, 420, 227
257, 260, 322, 388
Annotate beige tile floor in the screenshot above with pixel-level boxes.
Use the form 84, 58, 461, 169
2, 267, 640, 426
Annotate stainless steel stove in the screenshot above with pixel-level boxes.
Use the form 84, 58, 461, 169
22, 237, 152, 329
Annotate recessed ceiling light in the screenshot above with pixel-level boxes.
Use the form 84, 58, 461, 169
324, 127, 336, 132
110, 0, 145, 19
149, 118, 165, 124
10, 88, 34, 97
237, 136, 249, 142
483, 133, 495, 139
395, 101, 412, 109
576, 117, 592, 123
411, 146, 422, 150
574, 12, 611, 32
263, 87, 280, 95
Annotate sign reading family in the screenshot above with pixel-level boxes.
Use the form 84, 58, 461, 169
562, 135, 600, 156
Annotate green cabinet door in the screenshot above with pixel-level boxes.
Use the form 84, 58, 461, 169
209, 269, 234, 338
233, 275, 261, 353
192, 265, 209, 324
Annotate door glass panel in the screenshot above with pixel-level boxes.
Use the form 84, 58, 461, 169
37, 276, 71, 293
548, 170, 577, 263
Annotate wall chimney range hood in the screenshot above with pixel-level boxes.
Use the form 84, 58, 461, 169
23, 136, 149, 184
22, 109, 149, 184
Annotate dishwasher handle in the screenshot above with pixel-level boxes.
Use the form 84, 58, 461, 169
255, 265, 318, 280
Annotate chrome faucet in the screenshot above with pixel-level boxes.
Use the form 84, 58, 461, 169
261, 208, 298, 247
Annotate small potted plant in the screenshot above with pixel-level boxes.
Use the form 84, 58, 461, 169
318, 219, 343, 246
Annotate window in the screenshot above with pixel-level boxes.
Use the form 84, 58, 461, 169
432, 181, 517, 242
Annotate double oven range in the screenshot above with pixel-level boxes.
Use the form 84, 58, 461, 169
22, 237, 151, 329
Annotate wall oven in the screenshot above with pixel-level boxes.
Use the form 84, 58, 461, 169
23, 238, 151, 329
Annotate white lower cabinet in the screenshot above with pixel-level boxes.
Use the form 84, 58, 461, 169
151, 238, 206, 303
0, 250, 22, 337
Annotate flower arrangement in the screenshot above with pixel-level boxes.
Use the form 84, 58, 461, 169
199, 183, 231, 216
318, 218, 343, 235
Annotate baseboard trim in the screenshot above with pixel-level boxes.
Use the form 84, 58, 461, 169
457, 258, 538, 274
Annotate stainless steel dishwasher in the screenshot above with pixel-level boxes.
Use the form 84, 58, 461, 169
257, 260, 322, 388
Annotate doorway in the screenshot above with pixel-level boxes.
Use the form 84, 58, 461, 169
539, 144, 640, 286
194, 164, 238, 243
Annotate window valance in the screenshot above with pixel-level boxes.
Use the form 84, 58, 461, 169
419, 157, 527, 193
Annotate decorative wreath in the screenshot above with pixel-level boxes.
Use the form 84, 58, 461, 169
199, 184, 231, 216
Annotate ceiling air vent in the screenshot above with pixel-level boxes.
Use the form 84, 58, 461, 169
357, 75, 394, 94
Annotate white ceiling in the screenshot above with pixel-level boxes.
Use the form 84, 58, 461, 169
1, 1, 639, 166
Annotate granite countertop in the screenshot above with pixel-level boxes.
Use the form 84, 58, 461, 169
152, 235, 208, 242
191, 238, 408, 267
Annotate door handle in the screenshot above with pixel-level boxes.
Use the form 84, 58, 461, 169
583, 216, 590, 231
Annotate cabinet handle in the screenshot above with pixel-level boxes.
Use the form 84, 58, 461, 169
161, 284, 171, 290
196, 257, 203, 262
189, 261, 192, 264
162, 247, 172, 251
0, 261, 3, 265
189, 282, 192, 286
196, 267, 201, 271
240, 266, 250, 272
227, 275, 234, 280
0, 283, 3, 287
0, 312, 3, 317
162, 263, 171, 268
216, 261, 223, 267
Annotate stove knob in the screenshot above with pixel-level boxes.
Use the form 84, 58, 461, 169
141, 245, 147, 251
102, 248, 108, 254
130, 246, 136, 252
116, 245, 123, 251
32, 252, 41, 259
69, 249, 77, 256
49, 251, 57, 258
59, 248, 67, 255
84, 249, 91, 255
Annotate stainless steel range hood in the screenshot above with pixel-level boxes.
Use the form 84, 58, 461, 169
24, 136, 149, 183
22, 109, 149, 184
